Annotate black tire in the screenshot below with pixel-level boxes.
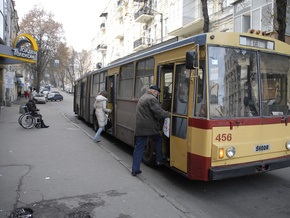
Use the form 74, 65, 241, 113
20, 115, 35, 129
142, 137, 155, 166
18, 114, 25, 126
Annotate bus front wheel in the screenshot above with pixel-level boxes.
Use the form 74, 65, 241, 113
142, 137, 155, 167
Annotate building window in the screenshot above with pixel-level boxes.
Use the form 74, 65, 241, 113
164, 17, 168, 35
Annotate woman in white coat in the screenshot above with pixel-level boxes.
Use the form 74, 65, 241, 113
93, 90, 112, 142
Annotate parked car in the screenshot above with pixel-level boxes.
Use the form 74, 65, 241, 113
40, 88, 50, 98
44, 85, 51, 91
47, 91, 60, 99
33, 93, 46, 104
47, 92, 63, 101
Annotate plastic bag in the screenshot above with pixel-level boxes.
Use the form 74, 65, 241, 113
163, 117, 170, 138
105, 114, 108, 125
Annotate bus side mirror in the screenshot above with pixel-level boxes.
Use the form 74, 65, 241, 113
186, 51, 198, 69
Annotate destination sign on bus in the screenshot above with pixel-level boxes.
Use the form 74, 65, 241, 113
240, 36, 274, 50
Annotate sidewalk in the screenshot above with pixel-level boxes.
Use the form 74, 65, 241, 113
0, 98, 187, 218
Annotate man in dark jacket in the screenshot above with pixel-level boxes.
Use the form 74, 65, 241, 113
131, 85, 170, 176
26, 100, 49, 128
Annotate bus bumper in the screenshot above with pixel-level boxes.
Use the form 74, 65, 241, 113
209, 156, 290, 181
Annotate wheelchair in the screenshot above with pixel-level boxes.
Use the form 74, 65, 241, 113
19, 106, 42, 129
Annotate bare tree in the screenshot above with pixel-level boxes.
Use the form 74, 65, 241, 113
19, 6, 64, 91
78, 49, 92, 77
53, 42, 70, 90
64, 48, 77, 91
201, 0, 209, 33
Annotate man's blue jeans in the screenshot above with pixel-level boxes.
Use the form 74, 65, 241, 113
132, 133, 163, 173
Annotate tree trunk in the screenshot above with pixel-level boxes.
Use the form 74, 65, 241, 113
201, 0, 210, 33
276, 0, 287, 42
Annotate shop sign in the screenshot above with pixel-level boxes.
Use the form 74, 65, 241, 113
12, 46, 37, 60
5, 71, 14, 88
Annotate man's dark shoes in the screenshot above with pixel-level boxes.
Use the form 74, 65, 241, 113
131, 170, 142, 176
43, 125, 49, 128
155, 161, 163, 166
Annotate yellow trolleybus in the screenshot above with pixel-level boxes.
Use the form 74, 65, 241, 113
74, 31, 290, 181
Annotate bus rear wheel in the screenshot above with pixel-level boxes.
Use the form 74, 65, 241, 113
142, 137, 155, 167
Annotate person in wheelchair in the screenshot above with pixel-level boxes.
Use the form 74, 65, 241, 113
26, 99, 49, 128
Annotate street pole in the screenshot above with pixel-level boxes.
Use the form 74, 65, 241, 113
148, 7, 163, 43
160, 13, 163, 42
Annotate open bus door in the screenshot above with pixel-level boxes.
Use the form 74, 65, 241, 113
170, 64, 190, 173
80, 81, 85, 118
157, 65, 173, 165
106, 75, 116, 134
158, 64, 190, 173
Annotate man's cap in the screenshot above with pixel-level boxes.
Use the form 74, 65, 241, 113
150, 85, 161, 93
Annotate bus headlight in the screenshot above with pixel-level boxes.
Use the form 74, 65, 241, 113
286, 141, 290, 150
226, 146, 236, 158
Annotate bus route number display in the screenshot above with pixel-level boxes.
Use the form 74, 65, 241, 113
215, 133, 232, 142
240, 36, 274, 50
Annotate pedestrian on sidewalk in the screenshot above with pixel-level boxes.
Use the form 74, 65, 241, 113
24, 90, 28, 99
93, 90, 112, 143
17, 90, 21, 100
131, 85, 170, 176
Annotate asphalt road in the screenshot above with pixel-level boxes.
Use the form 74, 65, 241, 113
56, 89, 290, 218
2, 89, 289, 218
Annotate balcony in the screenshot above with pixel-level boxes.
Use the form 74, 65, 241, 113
117, 0, 127, 12
168, 18, 204, 37
97, 44, 107, 51
100, 22, 106, 31
133, 37, 150, 51
134, 6, 154, 23
115, 28, 124, 39
168, 4, 204, 37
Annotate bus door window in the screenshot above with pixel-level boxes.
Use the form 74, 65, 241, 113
134, 58, 154, 98
172, 64, 190, 139
158, 65, 173, 111
194, 62, 206, 118
106, 75, 115, 132
260, 52, 289, 116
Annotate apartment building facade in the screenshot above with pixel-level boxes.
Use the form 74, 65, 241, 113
0, 0, 20, 105
0, 0, 38, 106
91, 0, 290, 70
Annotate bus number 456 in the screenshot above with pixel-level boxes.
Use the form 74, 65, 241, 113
215, 134, 232, 142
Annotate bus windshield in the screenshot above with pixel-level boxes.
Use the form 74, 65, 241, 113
207, 46, 290, 118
